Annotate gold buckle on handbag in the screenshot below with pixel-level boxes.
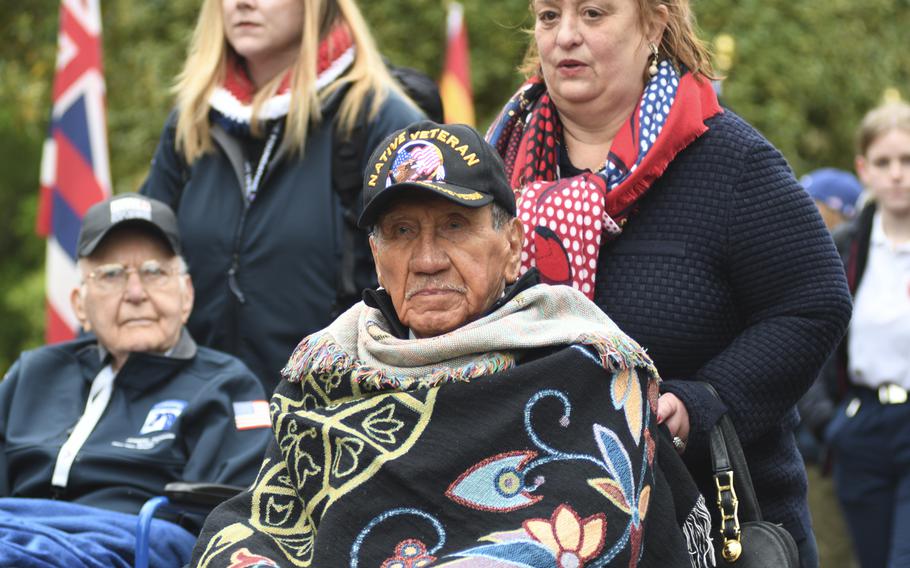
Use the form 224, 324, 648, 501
715, 470, 743, 561
878, 383, 909, 405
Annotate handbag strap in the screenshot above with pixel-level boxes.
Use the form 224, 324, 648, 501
696, 382, 763, 562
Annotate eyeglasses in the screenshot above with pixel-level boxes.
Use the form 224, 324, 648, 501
85, 260, 180, 293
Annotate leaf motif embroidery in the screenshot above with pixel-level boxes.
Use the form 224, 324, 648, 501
446, 451, 542, 512
638, 485, 651, 523
588, 477, 631, 514
332, 436, 365, 478
624, 369, 643, 445
362, 403, 405, 445
293, 451, 321, 492
265, 496, 296, 526
611, 367, 645, 445
593, 424, 634, 500
611, 367, 632, 409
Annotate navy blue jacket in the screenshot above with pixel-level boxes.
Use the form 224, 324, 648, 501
593, 110, 852, 540
141, 92, 423, 391
0, 331, 271, 516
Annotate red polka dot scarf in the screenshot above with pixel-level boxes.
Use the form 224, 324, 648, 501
487, 63, 722, 298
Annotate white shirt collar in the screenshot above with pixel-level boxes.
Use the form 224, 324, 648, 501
870, 210, 910, 253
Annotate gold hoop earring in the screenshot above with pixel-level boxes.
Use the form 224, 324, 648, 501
648, 43, 659, 77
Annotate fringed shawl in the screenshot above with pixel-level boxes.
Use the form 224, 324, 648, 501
192, 284, 713, 568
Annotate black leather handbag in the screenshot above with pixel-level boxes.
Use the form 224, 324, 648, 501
699, 383, 800, 567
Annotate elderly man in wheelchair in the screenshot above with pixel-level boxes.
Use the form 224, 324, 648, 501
190, 122, 712, 568
0, 194, 270, 568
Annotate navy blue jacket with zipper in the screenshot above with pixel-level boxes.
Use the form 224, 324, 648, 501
0, 331, 270, 516
591, 109, 852, 543
140, 92, 422, 392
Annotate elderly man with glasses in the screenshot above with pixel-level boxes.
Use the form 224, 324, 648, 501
189, 122, 713, 568
0, 194, 270, 568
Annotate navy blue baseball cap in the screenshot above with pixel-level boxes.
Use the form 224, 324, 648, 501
77, 193, 181, 256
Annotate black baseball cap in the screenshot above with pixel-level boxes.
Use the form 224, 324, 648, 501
357, 121, 517, 228
77, 193, 181, 257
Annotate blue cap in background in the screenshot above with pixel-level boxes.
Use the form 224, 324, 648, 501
800, 168, 863, 218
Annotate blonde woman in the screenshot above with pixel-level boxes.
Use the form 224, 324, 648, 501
486, 1, 852, 565
824, 101, 910, 568
141, 0, 423, 391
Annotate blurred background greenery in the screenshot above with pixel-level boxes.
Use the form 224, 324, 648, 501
4, 1, 898, 563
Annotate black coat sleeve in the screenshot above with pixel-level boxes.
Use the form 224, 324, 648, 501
139, 111, 188, 212
661, 138, 852, 444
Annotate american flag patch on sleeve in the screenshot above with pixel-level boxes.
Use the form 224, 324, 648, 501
232, 400, 271, 430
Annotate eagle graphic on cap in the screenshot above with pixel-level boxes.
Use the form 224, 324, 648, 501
388, 141, 445, 186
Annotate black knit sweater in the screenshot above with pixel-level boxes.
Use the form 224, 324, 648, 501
593, 109, 852, 540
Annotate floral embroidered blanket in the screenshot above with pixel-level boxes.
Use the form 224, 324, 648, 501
191, 331, 711, 567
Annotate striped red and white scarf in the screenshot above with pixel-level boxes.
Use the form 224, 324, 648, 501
209, 21, 355, 134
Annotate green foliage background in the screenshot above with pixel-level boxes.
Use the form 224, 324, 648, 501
1, 0, 907, 375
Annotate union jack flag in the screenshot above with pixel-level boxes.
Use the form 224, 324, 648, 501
37, 0, 111, 344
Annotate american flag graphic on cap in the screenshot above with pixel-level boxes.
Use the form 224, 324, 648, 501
388, 141, 445, 185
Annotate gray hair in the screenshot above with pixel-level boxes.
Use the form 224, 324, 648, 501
489, 202, 515, 231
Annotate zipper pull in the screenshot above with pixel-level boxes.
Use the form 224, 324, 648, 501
227, 264, 246, 304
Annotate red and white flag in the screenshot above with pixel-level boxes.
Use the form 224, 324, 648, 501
439, 2, 475, 126
36, 0, 111, 344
